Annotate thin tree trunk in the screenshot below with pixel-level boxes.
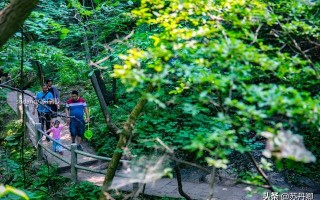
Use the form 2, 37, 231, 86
110, 52, 117, 103
0, 0, 38, 47
174, 162, 192, 200
208, 166, 216, 200
99, 84, 153, 200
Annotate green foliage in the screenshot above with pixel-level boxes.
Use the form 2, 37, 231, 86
0, 0, 136, 87
95, 136, 118, 157
2, 120, 23, 148
63, 181, 100, 200
0, 91, 15, 130
0, 116, 69, 199
110, 0, 320, 187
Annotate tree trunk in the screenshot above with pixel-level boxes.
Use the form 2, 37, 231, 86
0, 0, 38, 47
90, 72, 119, 135
81, 18, 120, 135
23, 32, 44, 85
99, 84, 153, 200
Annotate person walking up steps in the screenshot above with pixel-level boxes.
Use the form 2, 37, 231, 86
46, 78, 60, 118
46, 119, 64, 155
33, 84, 54, 139
65, 90, 90, 151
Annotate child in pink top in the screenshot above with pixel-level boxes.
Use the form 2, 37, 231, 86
46, 120, 64, 155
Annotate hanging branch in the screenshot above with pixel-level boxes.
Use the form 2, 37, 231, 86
0, 84, 34, 98
174, 163, 192, 200
0, 0, 38, 47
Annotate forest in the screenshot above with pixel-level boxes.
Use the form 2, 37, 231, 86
0, 0, 319, 199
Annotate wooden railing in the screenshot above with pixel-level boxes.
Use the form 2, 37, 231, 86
19, 96, 134, 188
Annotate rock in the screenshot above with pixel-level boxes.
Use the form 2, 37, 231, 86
314, 188, 320, 194
200, 168, 237, 186
297, 176, 319, 189
179, 167, 208, 183
202, 174, 212, 184
201, 173, 237, 186
267, 172, 289, 187
217, 168, 237, 179
31, 161, 44, 170
98, 162, 109, 170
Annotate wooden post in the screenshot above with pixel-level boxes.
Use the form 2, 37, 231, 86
1, 76, 6, 83
25, 104, 30, 112
23, 105, 29, 138
35, 123, 42, 161
17, 92, 22, 119
132, 183, 140, 199
71, 143, 78, 182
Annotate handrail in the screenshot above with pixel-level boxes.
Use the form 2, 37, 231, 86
75, 164, 106, 175
75, 150, 130, 164
74, 164, 130, 178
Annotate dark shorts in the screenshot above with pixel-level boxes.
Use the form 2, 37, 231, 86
50, 104, 58, 118
38, 111, 52, 131
69, 120, 85, 138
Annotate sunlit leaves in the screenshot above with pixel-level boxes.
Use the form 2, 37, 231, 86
206, 158, 229, 169
67, 0, 93, 16
0, 184, 29, 200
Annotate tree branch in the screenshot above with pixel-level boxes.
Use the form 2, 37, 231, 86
0, 0, 38, 47
250, 24, 262, 45
268, 6, 319, 79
